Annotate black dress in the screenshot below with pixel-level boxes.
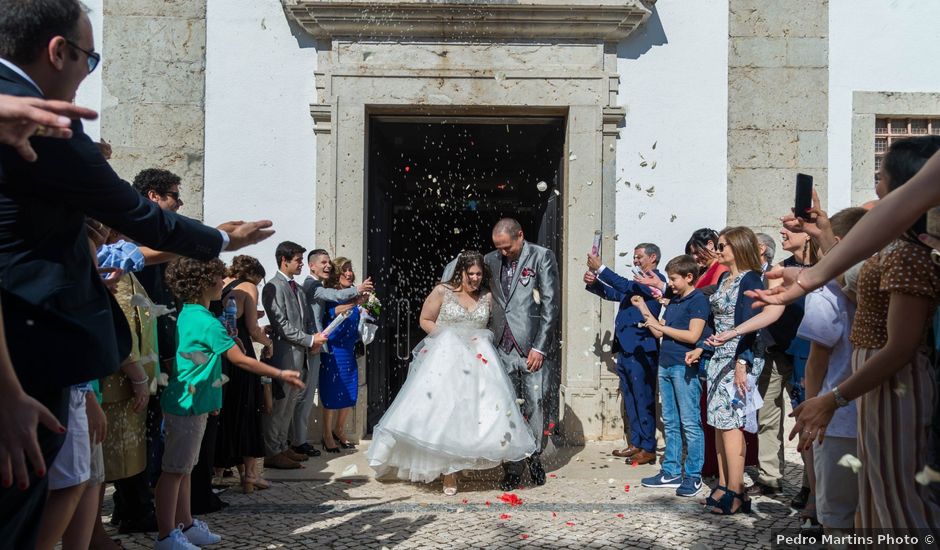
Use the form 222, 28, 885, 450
214, 279, 266, 467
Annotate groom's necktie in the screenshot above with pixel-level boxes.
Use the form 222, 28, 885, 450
499, 260, 521, 355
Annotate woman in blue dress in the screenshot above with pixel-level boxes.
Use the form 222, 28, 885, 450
319, 257, 365, 453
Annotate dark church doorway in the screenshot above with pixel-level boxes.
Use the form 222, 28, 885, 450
365, 115, 566, 431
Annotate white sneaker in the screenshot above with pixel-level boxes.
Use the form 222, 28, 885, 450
184, 518, 222, 546
155, 527, 201, 550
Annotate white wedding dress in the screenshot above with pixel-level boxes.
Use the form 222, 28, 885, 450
367, 287, 537, 482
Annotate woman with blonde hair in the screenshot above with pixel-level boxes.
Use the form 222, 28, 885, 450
688, 226, 766, 515
320, 257, 366, 452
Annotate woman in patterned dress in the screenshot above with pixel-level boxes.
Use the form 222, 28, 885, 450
688, 227, 766, 514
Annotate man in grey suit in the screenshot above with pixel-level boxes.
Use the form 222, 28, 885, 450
486, 218, 560, 490
294, 249, 374, 455
261, 241, 326, 469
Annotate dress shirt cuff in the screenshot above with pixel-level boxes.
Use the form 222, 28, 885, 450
597, 265, 607, 274
531, 348, 545, 356
218, 229, 230, 252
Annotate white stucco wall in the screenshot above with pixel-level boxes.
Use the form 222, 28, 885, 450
614, 0, 729, 270
828, 0, 940, 210
202, 0, 727, 276
75, 0, 103, 140
204, 0, 319, 275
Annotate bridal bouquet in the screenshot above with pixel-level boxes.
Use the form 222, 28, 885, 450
361, 293, 382, 319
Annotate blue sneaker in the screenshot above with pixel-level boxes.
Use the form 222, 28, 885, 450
676, 476, 703, 497
641, 470, 682, 489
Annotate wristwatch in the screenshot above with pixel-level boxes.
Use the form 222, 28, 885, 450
735, 359, 748, 366
832, 386, 850, 407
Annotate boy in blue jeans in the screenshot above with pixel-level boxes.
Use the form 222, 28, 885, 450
633, 255, 709, 497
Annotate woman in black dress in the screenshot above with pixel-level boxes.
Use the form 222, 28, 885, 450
214, 256, 273, 493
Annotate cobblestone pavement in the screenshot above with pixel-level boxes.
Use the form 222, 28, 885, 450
107, 440, 810, 549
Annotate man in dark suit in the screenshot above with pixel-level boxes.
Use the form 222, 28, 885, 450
0, 2, 273, 545
585, 243, 666, 465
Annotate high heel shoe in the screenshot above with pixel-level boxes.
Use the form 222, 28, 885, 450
321, 438, 341, 453
332, 432, 356, 450
710, 489, 752, 515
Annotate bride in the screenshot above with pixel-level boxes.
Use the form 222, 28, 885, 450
366, 250, 536, 495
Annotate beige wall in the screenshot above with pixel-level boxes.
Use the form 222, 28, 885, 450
101, 0, 208, 220
727, 0, 829, 241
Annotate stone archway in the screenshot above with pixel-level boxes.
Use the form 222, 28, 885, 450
284, 0, 653, 442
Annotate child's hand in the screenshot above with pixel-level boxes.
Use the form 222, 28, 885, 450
278, 370, 305, 389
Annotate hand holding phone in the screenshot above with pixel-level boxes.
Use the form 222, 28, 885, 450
795, 173, 813, 220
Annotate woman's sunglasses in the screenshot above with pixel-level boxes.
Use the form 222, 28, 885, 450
717, 242, 730, 252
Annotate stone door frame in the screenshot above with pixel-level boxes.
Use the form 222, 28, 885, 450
288, 1, 654, 442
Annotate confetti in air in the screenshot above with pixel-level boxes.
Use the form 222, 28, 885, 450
837, 454, 862, 473
568, 152, 577, 161
915, 466, 940, 486
536, 181, 548, 192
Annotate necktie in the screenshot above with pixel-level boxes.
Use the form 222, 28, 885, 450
289, 279, 298, 295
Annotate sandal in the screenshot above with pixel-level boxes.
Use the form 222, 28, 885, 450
701, 484, 727, 508
710, 489, 752, 515
321, 438, 341, 454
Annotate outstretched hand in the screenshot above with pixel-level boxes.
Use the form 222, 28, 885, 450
278, 369, 305, 390
744, 265, 808, 307
221, 220, 276, 251
788, 394, 837, 452
0, 95, 98, 162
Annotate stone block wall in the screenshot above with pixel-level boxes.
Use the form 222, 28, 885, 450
727, 0, 829, 241
101, 0, 207, 220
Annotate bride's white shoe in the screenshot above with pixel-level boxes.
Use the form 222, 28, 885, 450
443, 474, 458, 496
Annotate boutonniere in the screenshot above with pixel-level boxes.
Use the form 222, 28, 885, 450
520, 267, 535, 286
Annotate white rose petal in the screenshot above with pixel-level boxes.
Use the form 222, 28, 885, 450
569, 152, 577, 161
893, 382, 907, 396
536, 181, 548, 192
837, 453, 862, 473
915, 466, 940, 486
340, 464, 358, 477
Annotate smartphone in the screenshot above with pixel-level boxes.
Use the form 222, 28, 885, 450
795, 173, 813, 220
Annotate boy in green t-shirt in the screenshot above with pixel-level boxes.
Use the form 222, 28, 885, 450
154, 257, 308, 549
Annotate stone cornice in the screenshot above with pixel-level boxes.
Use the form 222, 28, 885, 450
282, 1, 654, 42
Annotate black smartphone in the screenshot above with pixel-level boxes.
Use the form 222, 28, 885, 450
795, 173, 813, 220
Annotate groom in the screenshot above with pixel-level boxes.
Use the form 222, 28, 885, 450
485, 218, 560, 490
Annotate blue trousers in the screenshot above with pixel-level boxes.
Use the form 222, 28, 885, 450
617, 351, 657, 453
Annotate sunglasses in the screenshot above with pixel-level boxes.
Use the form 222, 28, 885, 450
717, 242, 730, 252
65, 39, 100, 73
164, 191, 182, 202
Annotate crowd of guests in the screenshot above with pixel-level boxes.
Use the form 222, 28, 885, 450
587, 135, 940, 536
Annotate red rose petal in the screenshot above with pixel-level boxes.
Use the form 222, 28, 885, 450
631, 461, 638, 468
565, 521, 575, 527
552, 512, 557, 518
548, 474, 557, 478
499, 513, 511, 520
485, 501, 491, 506
462, 499, 468, 504
548, 422, 555, 429
543, 430, 551, 436
617, 513, 625, 518
482, 358, 488, 364
498, 492, 523, 506
624, 484, 631, 492
519, 534, 529, 540
404, 166, 411, 172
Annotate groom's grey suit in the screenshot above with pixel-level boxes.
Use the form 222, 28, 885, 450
485, 241, 560, 477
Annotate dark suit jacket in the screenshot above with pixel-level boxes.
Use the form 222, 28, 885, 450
0, 64, 223, 392
586, 266, 666, 355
